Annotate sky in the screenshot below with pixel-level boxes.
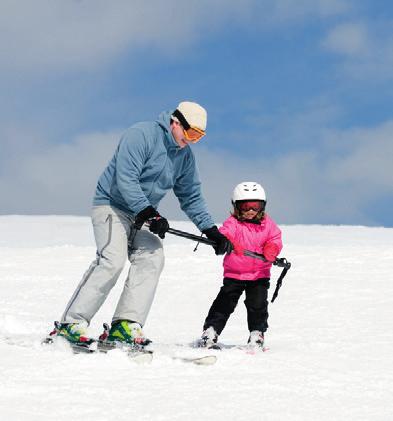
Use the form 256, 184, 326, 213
1, 0, 392, 227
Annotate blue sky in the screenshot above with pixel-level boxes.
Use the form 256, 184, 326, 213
1, 0, 392, 226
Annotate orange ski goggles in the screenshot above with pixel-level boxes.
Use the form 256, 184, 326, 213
183, 126, 205, 143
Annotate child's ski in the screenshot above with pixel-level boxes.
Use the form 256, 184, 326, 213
236, 344, 270, 354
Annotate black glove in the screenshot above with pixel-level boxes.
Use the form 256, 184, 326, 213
202, 226, 233, 255
149, 216, 170, 239
134, 206, 159, 230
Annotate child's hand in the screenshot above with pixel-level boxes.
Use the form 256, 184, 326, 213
263, 242, 279, 262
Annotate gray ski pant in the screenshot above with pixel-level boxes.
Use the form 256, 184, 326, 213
61, 205, 164, 326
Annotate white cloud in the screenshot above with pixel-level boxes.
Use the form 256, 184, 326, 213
0, 128, 120, 214
322, 23, 370, 56
2, 0, 390, 226
1, 0, 182, 72
0, 0, 350, 76
179, 118, 393, 226
322, 20, 393, 80
328, 121, 393, 190
262, 0, 350, 23
1, 115, 392, 226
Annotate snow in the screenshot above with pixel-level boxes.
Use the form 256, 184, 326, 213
0, 215, 392, 421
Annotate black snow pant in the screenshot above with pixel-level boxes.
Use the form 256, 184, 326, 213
203, 277, 270, 335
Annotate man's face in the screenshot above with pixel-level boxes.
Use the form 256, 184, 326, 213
170, 120, 189, 148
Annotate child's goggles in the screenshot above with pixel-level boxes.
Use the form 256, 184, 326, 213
238, 201, 264, 212
172, 109, 206, 143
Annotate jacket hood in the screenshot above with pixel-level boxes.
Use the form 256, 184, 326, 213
157, 110, 180, 151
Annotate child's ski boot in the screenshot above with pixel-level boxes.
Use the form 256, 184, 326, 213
199, 326, 221, 350
247, 330, 265, 349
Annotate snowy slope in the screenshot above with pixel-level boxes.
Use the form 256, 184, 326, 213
0, 216, 392, 421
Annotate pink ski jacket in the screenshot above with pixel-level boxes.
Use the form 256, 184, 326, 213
219, 214, 283, 281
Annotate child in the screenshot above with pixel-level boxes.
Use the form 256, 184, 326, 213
199, 181, 282, 349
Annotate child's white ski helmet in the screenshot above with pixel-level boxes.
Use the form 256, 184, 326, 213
232, 182, 266, 203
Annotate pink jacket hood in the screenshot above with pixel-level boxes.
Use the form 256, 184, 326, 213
219, 214, 282, 281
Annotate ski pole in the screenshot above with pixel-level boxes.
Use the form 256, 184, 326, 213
166, 226, 291, 302
167, 227, 291, 268
270, 262, 290, 303
167, 227, 216, 246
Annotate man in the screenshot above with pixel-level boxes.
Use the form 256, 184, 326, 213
50, 101, 232, 348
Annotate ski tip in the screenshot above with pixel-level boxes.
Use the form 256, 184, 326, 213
192, 355, 217, 365
127, 350, 154, 365
174, 355, 217, 365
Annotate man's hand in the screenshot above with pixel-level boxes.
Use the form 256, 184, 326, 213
223, 233, 244, 256
134, 205, 169, 239
149, 216, 170, 239
134, 206, 159, 230
202, 226, 233, 255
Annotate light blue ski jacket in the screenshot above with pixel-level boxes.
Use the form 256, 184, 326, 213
93, 111, 215, 232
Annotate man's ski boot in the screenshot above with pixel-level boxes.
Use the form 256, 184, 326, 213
98, 320, 152, 353
43, 321, 97, 353
247, 330, 265, 349
199, 326, 221, 350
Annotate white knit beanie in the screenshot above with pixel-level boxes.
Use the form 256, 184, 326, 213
172, 101, 207, 131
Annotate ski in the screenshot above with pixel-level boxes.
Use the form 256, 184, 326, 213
3, 333, 217, 366
236, 344, 270, 354
39, 331, 152, 362
96, 339, 154, 364
43, 335, 217, 365
207, 343, 222, 351
172, 355, 217, 365
193, 337, 222, 351
42, 333, 98, 354
122, 349, 153, 364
